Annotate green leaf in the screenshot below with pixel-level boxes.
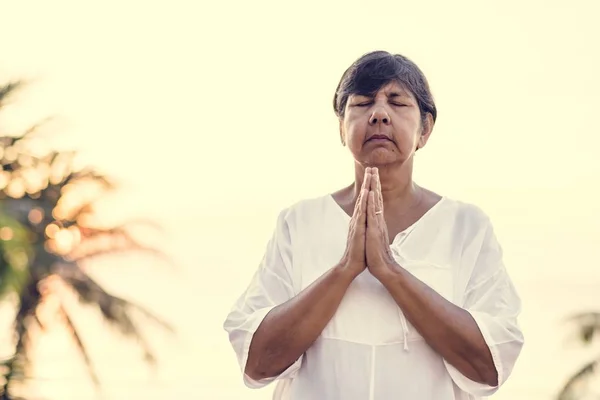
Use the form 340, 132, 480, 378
0, 208, 33, 300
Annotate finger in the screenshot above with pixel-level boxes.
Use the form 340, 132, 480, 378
369, 167, 376, 191
358, 188, 368, 226
353, 180, 369, 218
368, 170, 378, 215
362, 168, 372, 191
367, 190, 376, 223
352, 191, 362, 215
353, 170, 368, 209
355, 169, 371, 215
376, 170, 384, 214
372, 168, 380, 205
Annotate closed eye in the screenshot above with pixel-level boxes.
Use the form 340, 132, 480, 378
352, 101, 406, 107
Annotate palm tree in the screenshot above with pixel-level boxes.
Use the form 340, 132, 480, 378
0, 81, 173, 399
557, 312, 600, 400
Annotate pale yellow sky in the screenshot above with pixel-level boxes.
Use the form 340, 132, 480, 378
1, 0, 599, 399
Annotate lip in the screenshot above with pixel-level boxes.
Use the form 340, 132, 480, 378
366, 134, 392, 142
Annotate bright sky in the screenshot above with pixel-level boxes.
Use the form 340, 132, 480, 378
1, 0, 599, 399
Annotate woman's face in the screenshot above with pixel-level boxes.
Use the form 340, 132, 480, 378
340, 81, 433, 168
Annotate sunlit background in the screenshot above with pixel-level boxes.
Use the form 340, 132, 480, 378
1, 0, 599, 399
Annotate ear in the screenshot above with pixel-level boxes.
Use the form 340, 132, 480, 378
416, 113, 434, 150
339, 119, 346, 146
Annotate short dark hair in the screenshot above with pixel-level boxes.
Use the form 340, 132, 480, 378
333, 51, 437, 124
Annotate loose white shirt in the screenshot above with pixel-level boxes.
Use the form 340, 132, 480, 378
223, 195, 524, 399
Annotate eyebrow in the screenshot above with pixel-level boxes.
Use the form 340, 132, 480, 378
354, 91, 410, 98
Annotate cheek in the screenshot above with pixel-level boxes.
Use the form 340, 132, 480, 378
348, 128, 367, 152
343, 119, 365, 144
395, 119, 422, 143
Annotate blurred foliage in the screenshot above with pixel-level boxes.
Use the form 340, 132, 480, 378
0, 81, 172, 399
557, 312, 600, 400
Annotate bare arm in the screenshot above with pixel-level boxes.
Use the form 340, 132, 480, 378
377, 265, 498, 386
245, 265, 355, 380
364, 168, 497, 386
246, 174, 373, 381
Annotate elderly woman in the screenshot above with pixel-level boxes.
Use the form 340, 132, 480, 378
223, 51, 524, 400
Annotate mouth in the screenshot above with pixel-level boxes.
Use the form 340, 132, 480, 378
366, 134, 393, 143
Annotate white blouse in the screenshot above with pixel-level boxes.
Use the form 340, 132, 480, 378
223, 194, 524, 400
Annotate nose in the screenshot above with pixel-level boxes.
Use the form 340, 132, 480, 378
369, 107, 391, 125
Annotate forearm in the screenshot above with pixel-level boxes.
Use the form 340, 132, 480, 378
245, 264, 355, 380
378, 264, 498, 386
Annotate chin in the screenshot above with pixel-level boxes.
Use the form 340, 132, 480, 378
363, 150, 404, 167
364, 157, 403, 168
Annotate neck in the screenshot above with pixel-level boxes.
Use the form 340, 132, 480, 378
353, 160, 420, 210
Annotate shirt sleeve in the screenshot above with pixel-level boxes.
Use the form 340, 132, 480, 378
444, 217, 525, 397
222, 208, 302, 388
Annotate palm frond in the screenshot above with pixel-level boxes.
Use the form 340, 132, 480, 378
68, 225, 170, 264
565, 312, 600, 344
1, 77, 173, 398
557, 357, 600, 400
56, 303, 100, 388
56, 264, 172, 365
7, 116, 56, 143
1, 281, 42, 398
80, 218, 164, 233
62, 167, 114, 189
0, 82, 22, 109
47, 151, 77, 187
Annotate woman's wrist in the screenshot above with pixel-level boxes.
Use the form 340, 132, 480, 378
333, 262, 362, 285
